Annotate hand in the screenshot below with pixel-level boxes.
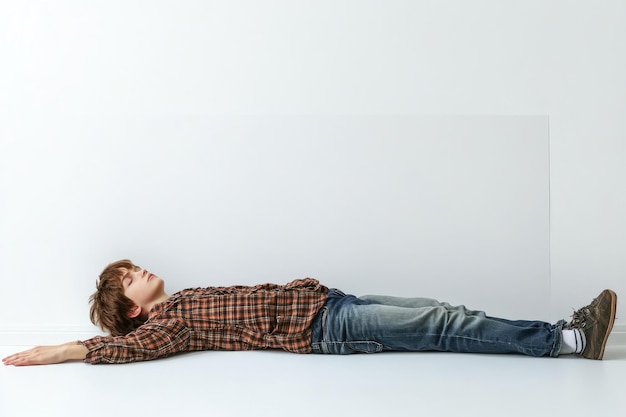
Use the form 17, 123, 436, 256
2, 343, 87, 366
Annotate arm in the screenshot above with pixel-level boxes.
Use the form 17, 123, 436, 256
4, 319, 190, 366
81, 319, 190, 364
2, 341, 88, 366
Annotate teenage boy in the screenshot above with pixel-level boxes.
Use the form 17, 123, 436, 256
2, 259, 617, 366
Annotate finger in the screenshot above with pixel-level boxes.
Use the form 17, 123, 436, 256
3, 348, 34, 361
6, 355, 32, 366
3, 353, 19, 361
3, 352, 32, 366
3, 351, 26, 361
2, 354, 20, 364
3, 355, 21, 365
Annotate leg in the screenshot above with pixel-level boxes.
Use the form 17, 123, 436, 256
311, 289, 563, 357
361, 294, 548, 328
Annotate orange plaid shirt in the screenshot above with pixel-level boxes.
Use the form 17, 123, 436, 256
81, 278, 328, 364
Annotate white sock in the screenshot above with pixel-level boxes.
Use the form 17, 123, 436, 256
560, 329, 586, 355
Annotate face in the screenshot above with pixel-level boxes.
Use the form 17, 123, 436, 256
120, 265, 166, 317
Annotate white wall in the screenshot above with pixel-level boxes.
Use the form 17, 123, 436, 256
1, 0, 625, 344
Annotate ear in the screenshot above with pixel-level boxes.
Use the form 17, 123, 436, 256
126, 305, 142, 319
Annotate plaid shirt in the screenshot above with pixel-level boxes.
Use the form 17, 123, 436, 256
81, 278, 328, 364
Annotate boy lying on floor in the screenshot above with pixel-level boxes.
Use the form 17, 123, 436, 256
2, 259, 617, 365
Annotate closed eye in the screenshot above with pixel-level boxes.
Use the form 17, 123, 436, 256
122, 275, 132, 287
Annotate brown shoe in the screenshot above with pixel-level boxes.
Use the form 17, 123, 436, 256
567, 289, 617, 360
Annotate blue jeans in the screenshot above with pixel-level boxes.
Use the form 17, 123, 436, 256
310, 289, 564, 357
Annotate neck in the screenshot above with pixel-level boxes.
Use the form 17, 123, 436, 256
148, 293, 172, 312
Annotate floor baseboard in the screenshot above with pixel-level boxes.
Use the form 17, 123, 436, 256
0, 326, 102, 346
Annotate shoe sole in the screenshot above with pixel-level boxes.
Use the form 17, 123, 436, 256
597, 289, 617, 360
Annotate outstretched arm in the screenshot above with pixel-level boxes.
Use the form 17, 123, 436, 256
4, 319, 190, 366
2, 341, 88, 366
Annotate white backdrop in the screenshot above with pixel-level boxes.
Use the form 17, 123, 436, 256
0, 115, 549, 338
0, 0, 625, 343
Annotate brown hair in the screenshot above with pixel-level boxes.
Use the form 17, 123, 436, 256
89, 259, 146, 336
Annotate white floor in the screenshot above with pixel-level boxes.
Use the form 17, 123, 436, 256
1, 345, 624, 417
